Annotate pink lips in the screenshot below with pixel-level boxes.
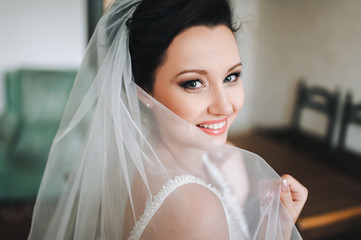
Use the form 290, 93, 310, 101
196, 117, 228, 136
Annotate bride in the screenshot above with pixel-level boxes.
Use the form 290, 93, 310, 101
28, 0, 307, 239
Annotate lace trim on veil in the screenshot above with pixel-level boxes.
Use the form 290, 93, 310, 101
127, 175, 222, 240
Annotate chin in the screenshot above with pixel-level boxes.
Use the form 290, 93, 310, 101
211, 132, 228, 144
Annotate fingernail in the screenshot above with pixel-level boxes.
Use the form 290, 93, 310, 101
282, 179, 289, 193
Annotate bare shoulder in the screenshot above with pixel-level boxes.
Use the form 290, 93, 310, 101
141, 183, 229, 240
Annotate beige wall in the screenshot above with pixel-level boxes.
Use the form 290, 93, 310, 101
232, 0, 361, 152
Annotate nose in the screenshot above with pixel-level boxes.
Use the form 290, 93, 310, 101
207, 87, 233, 116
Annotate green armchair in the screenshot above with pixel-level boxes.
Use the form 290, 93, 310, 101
0, 69, 76, 199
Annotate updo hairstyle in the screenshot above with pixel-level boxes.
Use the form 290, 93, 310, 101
126, 0, 237, 92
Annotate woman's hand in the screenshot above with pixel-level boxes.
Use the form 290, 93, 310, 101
280, 174, 308, 223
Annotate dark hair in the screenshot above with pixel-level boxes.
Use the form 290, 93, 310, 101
126, 0, 237, 92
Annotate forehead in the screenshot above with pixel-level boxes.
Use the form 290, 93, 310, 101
163, 25, 240, 71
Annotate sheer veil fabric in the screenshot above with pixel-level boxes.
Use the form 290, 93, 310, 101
28, 0, 301, 239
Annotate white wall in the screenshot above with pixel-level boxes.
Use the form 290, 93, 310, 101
232, 0, 361, 152
0, 0, 86, 113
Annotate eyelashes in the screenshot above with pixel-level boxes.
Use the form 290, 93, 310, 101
178, 71, 242, 90
179, 79, 204, 89
224, 71, 241, 83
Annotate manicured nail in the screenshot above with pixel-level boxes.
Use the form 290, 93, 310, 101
282, 179, 289, 193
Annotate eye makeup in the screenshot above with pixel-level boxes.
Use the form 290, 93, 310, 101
224, 71, 242, 83
179, 79, 205, 90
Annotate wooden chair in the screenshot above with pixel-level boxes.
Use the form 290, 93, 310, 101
291, 81, 340, 148
331, 93, 361, 180
255, 80, 340, 159
338, 92, 361, 151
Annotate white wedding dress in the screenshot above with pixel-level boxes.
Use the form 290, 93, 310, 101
128, 157, 251, 240
128, 175, 250, 240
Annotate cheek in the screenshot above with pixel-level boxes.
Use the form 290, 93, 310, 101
173, 97, 204, 123
154, 90, 204, 124
230, 83, 245, 113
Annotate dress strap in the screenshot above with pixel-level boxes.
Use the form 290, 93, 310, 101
128, 175, 222, 240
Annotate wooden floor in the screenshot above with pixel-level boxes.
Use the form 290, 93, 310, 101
229, 131, 361, 240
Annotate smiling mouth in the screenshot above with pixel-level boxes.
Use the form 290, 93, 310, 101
197, 121, 226, 130
196, 118, 228, 136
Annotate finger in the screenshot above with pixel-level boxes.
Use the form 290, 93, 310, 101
280, 179, 298, 222
281, 175, 308, 221
282, 174, 308, 203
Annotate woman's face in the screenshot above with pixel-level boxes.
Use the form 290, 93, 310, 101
152, 25, 244, 144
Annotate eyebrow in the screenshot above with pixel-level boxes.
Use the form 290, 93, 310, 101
175, 62, 242, 77
228, 62, 243, 72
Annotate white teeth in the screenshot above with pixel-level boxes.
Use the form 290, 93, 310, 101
198, 120, 226, 130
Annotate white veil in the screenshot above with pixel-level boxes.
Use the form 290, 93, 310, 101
28, 0, 302, 239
